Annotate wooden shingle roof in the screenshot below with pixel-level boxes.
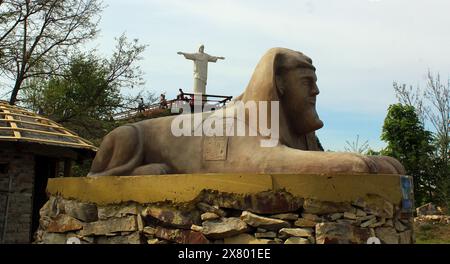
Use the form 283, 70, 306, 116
0, 100, 97, 152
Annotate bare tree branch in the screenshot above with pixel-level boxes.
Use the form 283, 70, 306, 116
393, 81, 425, 124
0, 0, 103, 105
424, 71, 450, 164
344, 134, 370, 154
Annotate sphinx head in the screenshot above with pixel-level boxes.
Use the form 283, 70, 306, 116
274, 49, 324, 135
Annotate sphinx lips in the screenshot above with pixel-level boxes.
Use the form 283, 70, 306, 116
308, 97, 316, 105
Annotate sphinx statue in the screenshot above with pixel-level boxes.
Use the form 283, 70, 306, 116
88, 48, 405, 176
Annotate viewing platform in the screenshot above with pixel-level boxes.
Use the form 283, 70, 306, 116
112, 93, 233, 121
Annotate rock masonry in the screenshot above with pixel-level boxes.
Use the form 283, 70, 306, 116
35, 190, 414, 244
414, 202, 449, 225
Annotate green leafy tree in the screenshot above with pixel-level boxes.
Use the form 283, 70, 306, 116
394, 72, 449, 167
393, 72, 450, 207
366, 149, 380, 156
21, 35, 150, 141
22, 54, 155, 176
24, 56, 118, 140
381, 104, 436, 205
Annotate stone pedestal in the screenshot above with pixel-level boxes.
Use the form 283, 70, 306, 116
35, 173, 414, 244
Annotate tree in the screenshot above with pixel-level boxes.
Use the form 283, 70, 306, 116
21, 35, 150, 141
0, 0, 103, 105
365, 149, 380, 156
394, 72, 449, 163
381, 104, 436, 204
393, 82, 425, 124
393, 71, 450, 206
424, 72, 450, 167
344, 134, 369, 154
23, 55, 115, 140
21, 47, 154, 178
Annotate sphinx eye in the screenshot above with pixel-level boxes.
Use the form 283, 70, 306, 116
301, 79, 311, 86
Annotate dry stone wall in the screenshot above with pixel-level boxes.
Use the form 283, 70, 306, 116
0, 149, 34, 243
35, 190, 414, 244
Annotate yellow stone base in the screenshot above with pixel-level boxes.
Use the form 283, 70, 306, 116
47, 173, 405, 205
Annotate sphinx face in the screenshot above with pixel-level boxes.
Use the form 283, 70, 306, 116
280, 67, 324, 135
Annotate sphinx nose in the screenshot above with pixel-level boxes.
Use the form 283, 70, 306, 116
311, 84, 320, 96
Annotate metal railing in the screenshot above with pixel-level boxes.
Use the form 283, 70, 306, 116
113, 93, 233, 121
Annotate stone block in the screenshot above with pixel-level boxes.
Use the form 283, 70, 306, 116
201, 212, 220, 221
279, 228, 313, 239
79, 216, 137, 236
294, 218, 317, 228
201, 217, 248, 239
384, 219, 394, 227
301, 213, 322, 221
255, 231, 277, 239
39, 197, 59, 218
143, 226, 157, 236
190, 224, 203, 232
316, 222, 371, 244
369, 218, 386, 228
41, 232, 67, 244
360, 217, 377, 228
394, 220, 407, 232
98, 204, 140, 220
137, 214, 144, 231
343, 212, 357, 220
196, 202, 226, 217
155, 227, 210, 244
270, 213, 299, 221
284, 237, 310, 244
143, 206, 198, 229
375, 227, 399, 244
362, 194, 394, 218
328, 213, 343, 221
47, 214, 83, 233
240, 211, 290, 230
303, 199, 352, 215
357, 214, 376, 221
200, 190, 303, 214
60, 198, 98, 222
356, 209, 367, 217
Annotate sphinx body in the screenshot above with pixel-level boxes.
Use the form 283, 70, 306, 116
88, 48, 405, 176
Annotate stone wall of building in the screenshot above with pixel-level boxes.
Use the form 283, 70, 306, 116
36, 190, 414, 244
0, 148, 35, 243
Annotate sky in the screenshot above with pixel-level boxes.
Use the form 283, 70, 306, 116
39, 0, 450, 151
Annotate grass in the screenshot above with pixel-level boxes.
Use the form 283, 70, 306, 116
415, 222, 450, 244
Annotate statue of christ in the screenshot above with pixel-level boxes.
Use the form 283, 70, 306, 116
177, 44, 225, 94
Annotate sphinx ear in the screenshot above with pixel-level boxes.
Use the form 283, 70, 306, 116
275, 74, 285, 98
274, 53, 286, 97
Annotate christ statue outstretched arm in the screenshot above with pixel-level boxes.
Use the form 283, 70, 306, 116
207, 55, 225, 63
177, 51, 198, 61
